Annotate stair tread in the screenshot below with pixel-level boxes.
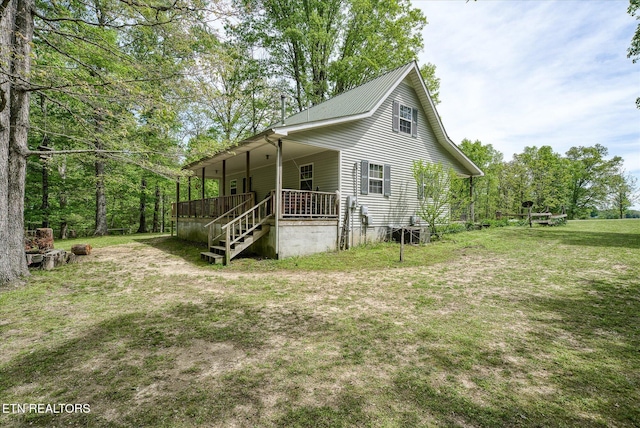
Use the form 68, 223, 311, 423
201, 251, 223, 258
200, 251, 223, 264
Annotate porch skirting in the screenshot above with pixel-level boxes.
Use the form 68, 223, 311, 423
174, 217, 210, 243
175, 217, 338, 260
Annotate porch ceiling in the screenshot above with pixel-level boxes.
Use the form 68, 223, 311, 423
186, 139, 332, 179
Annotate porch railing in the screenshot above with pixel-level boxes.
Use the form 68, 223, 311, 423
174, 190, 338, 220
174, 193, 254, 218
281, 189, 338, 219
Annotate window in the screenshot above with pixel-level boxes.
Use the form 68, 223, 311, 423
392, 100, 418, 138
299, 163, 313, 191
369, 163, 384, 194
399, 105, 412, 134
360, 160, 391, 196
230, 179, 237, 195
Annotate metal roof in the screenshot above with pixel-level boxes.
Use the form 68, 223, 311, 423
280, 62, 415, 126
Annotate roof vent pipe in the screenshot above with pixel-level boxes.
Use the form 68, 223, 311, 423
280, 94, 286, 125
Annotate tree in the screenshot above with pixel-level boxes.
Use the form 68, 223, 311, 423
513, 146, 569, 212
420, 63, 441, 106
185, 34, 280, 152
238, 0, 428, 110
412, 160, 459, 237
628, 0, 640, 108
606, 169, 639, 219
459, 139, 503, 220
1, 0, 34, 283
1, 0, 215, 284
565, 144, 623, 219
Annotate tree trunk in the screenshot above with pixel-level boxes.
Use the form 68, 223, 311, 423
152, 182, 160, 233
136, 176, 147, 233
41, 161, 49, 227
1, 0, 33, 283
94, 156, 108, 235
0, 0, 16, 284
59, 158, 68, 239
60, 221, 68, 240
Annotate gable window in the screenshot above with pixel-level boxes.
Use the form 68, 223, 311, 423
392, 100, 418, 138
230, 179, 237, 195
299, 163, 313, 191
360, 160, 391, 196
399, 105, 413, 134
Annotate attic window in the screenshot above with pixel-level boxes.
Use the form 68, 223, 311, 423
392, 100, 418, 138
399, 105, 412, 134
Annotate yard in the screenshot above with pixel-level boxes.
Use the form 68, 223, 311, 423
1, 220, 639, 427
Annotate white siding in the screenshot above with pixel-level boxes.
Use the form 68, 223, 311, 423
287, 78, 466, 229
223, 150, 339, 200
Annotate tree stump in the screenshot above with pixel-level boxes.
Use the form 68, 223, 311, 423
71, 244, 92, 255
42, 250, 68, 270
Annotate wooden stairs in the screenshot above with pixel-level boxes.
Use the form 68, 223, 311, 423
201, 193, 273, 265
201, 224, 270, 264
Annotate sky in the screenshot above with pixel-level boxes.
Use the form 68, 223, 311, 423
415, 0, 640, 208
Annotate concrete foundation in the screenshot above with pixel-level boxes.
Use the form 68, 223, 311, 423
254, 219, 338, 259
176, 217, 339, 260
175, 217, 210, 243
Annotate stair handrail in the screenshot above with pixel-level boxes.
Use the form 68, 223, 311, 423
221, 194, 273, 264
203, 198, 252, 229
204, 198, 253, 249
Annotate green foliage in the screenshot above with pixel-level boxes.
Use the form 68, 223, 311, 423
458, 139, 503, 221
412, 160, 460, 237
605, 169, 638, 219
628, 0, 640, 107
565, 144, 623, 219
513, 145, 569, 212
237, 0, 428, 110
457, 140, 631, 221
419, 62, 441, 105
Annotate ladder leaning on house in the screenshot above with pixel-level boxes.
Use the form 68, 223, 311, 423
201, 194, 273, 265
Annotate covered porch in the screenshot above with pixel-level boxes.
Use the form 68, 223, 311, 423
172, 136, 341, 262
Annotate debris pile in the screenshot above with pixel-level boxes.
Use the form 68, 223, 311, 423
24, 228, 80, 270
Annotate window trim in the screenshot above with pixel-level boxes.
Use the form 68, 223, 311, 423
399, 104, 412, 135
368, 162, 384, 195
299, 162, 313, 191
392, 100, 418, 138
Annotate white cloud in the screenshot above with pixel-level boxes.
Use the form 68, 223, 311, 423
416, 0, 640, 207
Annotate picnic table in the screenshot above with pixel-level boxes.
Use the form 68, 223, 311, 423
531, 212, 567, 226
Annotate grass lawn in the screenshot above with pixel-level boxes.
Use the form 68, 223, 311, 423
1, 220, 639, 427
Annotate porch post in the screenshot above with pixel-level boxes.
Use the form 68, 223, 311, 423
201, 167, 205, 216
275, 139, 282, 257
469, 176, 474, 223
188, 176, 192, 217
221, 160, 226, 197
245, 151, 250, 193
175, 178, 179, 235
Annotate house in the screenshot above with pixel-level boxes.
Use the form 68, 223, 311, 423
172, 61, 483, 264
